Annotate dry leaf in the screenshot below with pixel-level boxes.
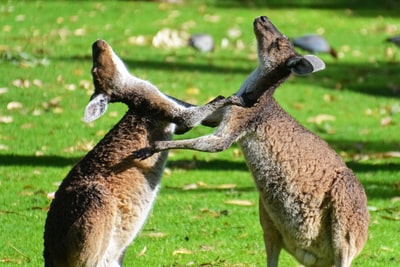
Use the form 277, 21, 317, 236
7, 101, 23, 110
224, 199, 254, 206
183, 182, 236, 190
163, 167, 171, 176
47, 192, 55, 200
323, 94, 336, 102
204, 14, 220, 23
380, 246, 394, 252
380, 116, 392, 126
128, 35, 149, 46
141, 232, 167, 238
233, 148, 241, 158
183, 183, 198, 190
384, 151, 400, 158
0, 116, 13, 123
109, 111, 119, 118
137, 246, 147, 257
33, 79, 43, 87
0, 88, 8, 95
216, 184, 236, 189
185, 87, 200, 95
65, 84, 76, 91
0, 144, 9, 150
381, 215, 400, 221
227, 27, 242, 39
172, 248, 193, 255
74, 28, 86, 36
79, 79, 91, 90
12, 78, 30, 88
52, 107, 63, 114
307, 114, 335, 125
391, 197, 400, 203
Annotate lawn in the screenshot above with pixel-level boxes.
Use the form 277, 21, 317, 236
1, 0, 399, 266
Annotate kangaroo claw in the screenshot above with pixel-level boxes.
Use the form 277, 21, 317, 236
132, 147, 155, 160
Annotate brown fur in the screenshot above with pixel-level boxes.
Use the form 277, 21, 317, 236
43, 40, 242, 267
133, 16, 369, 267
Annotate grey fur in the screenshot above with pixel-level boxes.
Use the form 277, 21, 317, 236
133, 16, 369, 267
43, 40, 242, 267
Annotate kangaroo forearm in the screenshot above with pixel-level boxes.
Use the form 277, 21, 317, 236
172, 95, 243, 130
154, 135, 235, 153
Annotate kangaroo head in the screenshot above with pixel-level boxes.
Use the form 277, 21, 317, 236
84, 40, 132, 122
254, 16, 325, 76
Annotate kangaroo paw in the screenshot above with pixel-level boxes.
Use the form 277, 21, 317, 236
132, 147, 155, 160
227, 95, 245, 107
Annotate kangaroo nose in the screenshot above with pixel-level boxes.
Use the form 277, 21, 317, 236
260, 16, 268, 22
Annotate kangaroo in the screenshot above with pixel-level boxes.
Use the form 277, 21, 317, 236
43, 39, 243, 267
133, 16, 369, 267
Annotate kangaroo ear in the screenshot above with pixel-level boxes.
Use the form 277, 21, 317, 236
286, 55, 325, 76
84, 94, 109, 122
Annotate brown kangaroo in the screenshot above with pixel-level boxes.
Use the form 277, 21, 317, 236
43, 39, 242, 267
133, 16, 369, 267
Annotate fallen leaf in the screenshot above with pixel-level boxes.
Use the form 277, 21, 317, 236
183, 183, 198, 190
204, 14, 220, 23
52, 107, 63, 114
185, 87, 200, 95
183, 182, 236, 190
140, 232, 167, 238
232, 148, 241, 158
137, 246, 147, 257
0, 144, 9, 150
224, 199, 254, 206
391, 197, 400, 203
74, 28, 86, 36
381, 215, 400, 221
12, 78, 30, 88
32, 79, 43, 87
0, 116, 13, 123
172, 248, 193, 255
323, 94, 338, 102
7, 101, 23, 110
79, 79, 91, 90
380, 246, 394, 252
0, 88, 8, 94
383, 151, 400, 158
65, 83, 76, 91
227, 27, 242, 39
307, 114, 336, 125
380, 116, 392, 126
128, 35, 149, 46
47, 192, 55, 199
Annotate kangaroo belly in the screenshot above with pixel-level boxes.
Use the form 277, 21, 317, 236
239, 138, 335, 266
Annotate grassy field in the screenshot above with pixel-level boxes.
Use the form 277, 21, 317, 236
1, 0, 400, 266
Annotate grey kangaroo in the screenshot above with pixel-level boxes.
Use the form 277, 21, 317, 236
133, 16, 369, 267
43, 40, 242, 267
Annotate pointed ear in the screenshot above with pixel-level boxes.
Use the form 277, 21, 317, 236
84, 94, 109, 123
286, 55, 325, 76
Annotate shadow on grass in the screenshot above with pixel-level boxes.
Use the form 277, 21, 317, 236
2, 154, 397, 199
0, 154, 81, 167
212, 0, 399, 17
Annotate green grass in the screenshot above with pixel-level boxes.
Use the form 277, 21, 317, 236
1, 0, 400, 266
